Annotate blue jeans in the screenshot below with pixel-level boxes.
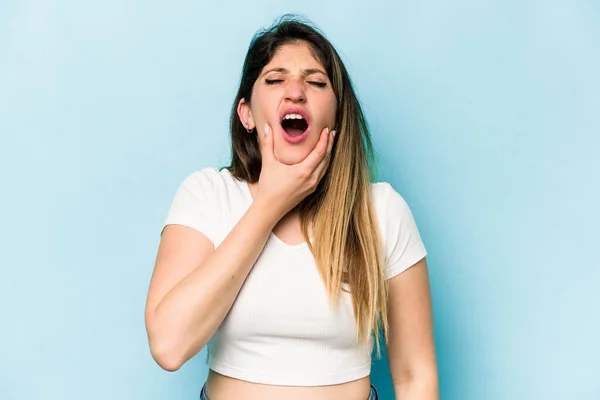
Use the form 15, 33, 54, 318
200, 383, 378, 400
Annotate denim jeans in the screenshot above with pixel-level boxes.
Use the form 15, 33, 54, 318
199, 382, 378, 400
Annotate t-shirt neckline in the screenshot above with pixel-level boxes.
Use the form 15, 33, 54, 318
225, 168, 311, 251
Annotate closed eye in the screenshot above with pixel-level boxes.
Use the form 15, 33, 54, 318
265, 79, 327, 88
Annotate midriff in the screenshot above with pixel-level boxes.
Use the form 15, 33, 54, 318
205, 370, 371, 400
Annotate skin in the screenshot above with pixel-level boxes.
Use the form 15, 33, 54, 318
145, 41, 438, 400
237, 42, 337, 165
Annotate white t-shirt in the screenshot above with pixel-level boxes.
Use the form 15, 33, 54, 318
163, 167, 427, 386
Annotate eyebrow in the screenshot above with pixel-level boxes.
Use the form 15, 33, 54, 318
261, 67, 327, 78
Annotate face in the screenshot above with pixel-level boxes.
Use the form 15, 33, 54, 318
238, 42, 337, 165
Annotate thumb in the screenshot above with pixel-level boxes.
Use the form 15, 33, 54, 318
260, 123, 275, 163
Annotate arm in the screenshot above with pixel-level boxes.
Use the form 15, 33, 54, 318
144, 124, 334, 372
145, 200, 280, 371
386, 257, 439, 399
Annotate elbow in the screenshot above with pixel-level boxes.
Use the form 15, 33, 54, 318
154, 355, 183, 373
149, 338, 185, 372
147, 324, 209, 372
145, 309, 181, 371
145, 310, 209, 371
392, 362, 439, 386
146, 317, 186, 372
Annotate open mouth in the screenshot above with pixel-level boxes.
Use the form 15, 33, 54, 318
281, 113, 309, 137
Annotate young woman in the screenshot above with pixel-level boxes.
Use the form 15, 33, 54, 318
145, 16, 438, 400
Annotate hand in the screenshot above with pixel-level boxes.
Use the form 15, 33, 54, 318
254, 123, 336, 218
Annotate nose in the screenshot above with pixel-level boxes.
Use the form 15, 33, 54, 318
284, 77, 306, 103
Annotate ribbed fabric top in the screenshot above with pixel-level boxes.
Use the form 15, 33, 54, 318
162, 167, 427, 386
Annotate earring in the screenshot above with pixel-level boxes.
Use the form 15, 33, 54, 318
246, 124, 254, 133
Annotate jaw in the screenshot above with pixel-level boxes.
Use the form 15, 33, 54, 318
273, 130, 319, 164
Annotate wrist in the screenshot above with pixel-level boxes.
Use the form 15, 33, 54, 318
248, 197, 284, 230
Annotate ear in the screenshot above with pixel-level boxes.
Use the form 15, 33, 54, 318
237, 98, 254, 131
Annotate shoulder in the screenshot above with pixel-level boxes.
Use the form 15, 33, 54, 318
370, 181, 412, 218
163, 167, 239, 243
179, 167, 223, 189
176, 167, 237, 198
369, 181, 421, 246
370, 181, 428, 279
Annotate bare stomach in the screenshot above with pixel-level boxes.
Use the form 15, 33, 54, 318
205, 370, 372, 400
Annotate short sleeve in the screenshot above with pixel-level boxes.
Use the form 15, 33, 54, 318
375, 183, 428, 280
162, 169, 219, 244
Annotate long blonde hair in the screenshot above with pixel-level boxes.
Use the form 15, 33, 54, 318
228, 15, 389, 354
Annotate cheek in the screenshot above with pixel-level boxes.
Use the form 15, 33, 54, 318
250, 87, 278, 121
324, 95, 337, 125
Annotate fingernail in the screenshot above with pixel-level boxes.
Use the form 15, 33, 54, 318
326, 127, 330, 135
331, 130, 336, 137
264, 124, 270, 136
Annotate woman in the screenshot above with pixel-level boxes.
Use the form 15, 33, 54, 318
145, 15, 438, 400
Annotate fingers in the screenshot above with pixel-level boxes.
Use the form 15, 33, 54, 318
302, 127, 334, 170
312, 128, 335, 178
259, 124, 275, 164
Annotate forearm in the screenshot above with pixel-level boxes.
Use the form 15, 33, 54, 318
148, 199, 280, 369
394, 371, 439, 400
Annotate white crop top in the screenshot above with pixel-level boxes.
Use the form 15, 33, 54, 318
162, 167, 427, 386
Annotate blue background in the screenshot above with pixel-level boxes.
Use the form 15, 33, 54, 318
1, 1, 598, 399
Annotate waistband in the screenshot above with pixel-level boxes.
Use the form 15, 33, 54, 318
200, 382, 378, 400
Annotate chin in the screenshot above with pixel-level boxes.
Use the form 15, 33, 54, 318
272, 131, 321, 165
274, 147, 312, 165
